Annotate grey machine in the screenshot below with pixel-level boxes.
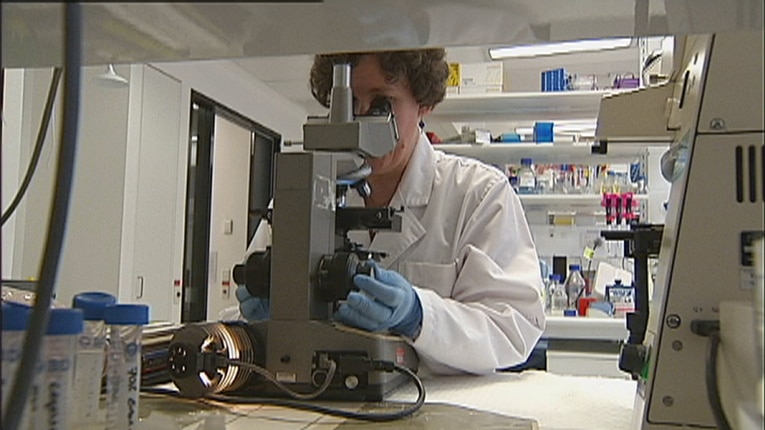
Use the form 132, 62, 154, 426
168, 63, 419, 401
596, 30, 764, 429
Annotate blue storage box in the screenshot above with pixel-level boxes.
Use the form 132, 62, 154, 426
533, 122, 554, 143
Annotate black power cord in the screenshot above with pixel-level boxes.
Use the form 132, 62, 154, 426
691, 320, 732, 430
144, 358, 425, 422
1, 67, 63, 226
1, 4, 82, 430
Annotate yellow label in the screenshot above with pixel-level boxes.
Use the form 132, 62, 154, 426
583, 247, 595, 260
447, 63, 460, 87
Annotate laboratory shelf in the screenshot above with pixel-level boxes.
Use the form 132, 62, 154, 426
518, 193, 646, 207
434, 142, 648, 165
430, 90, 626, 123
542, 316, 629, 341
520, 194, 602, 207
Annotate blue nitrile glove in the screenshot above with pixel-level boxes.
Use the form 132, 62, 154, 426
235, 285, 270, 322
335, 261, 423, 339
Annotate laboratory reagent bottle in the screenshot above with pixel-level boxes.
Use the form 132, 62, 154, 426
71, 291, 117, 429
43, 307, 85, 430
548, 274, 567, 316
517, 158, 537, 195
564, 264, 587, 313
105, 304, 150, 430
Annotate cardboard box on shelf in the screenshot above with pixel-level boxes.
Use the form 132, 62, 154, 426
460, 62, 503, 87
447, 62, 460, 94
447, 62, 504, 95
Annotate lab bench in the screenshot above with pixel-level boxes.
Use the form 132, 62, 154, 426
135, 370, 636, 430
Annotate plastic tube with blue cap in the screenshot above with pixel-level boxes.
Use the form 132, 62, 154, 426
2, 302, 32, 428
71, 291, 117, 428
104, 304, 149, 430
42, 307, 85, 430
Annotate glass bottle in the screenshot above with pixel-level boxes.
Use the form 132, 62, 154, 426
549, 274, 567, 316
564, 264, 587, 312
517, 158, 537, 195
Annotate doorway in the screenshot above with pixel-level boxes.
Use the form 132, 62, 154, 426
182, 91, 280, 322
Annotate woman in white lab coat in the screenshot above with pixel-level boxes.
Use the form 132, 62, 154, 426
233, 48, 545, 375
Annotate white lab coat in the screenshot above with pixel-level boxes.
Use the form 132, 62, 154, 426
225, 133, 545, 375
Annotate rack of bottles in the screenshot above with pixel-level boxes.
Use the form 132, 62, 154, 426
507, 161, 645, 197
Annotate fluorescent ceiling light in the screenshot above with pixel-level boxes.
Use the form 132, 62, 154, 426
489, 38, 633, 60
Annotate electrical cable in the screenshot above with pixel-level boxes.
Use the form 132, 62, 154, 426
223, 357, 338, 401
1, 67, 63, 226
705, 330, 733, 430
1, 4, 82, 430
144, 359, 425, 422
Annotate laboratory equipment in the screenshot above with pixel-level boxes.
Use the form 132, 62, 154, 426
42, 308, 84, 430
168, 63, 418, 402
595, 30, 764, 429
548, 274, 567, 316
105, 304, 149, 430
563, 264, 586, 311
2, 302, 31, 429
601, 224, 662, 347
70, 291, 117, 428
517, 158, 537, 195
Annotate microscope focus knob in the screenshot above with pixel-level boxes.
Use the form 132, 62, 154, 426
232, 249, 271, 298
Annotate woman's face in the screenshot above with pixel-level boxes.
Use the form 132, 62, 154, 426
351, 55, 431, 176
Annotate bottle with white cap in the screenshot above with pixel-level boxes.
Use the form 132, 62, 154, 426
70, 291, 117, 429
42, 307, 85, 430
2, 302, 32, 428
104, 304, 149, 430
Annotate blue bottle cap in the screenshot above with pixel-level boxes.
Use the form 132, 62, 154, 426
551, 274, 562, 282
563, 309, 577, 317
46, 308, 84, 335
2, 302, 31, 331
569, 264, 581, 271
520, 158, 533, 165
72, 292, 117, 321
104, 304, 149, 325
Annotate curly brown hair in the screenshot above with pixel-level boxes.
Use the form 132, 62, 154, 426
309, 48, 449, 110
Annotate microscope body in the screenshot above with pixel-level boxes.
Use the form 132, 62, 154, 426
169, 63, 418, 401
245, 149, 416, 401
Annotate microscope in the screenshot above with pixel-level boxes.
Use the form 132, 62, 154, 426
596, 30, 763, 429
167, 63, 419, 401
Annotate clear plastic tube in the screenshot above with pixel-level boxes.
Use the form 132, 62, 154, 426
103, 303, 148, 430
2, 303, 32, 429
71, 320, 108, 427
2, 330, 25, 408
26, 356, 46, 430
105, 324, 144, 430
40, 308, 83, 430
70, 291, 116, 429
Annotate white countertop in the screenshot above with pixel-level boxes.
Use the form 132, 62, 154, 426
390, 371, 637, 430
135, 371, 637, 430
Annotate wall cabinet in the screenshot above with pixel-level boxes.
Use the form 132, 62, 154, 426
119, 65, 185, 322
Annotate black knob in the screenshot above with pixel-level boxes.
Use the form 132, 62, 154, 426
618, 343, 647, 379
232, 249, 271, 298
